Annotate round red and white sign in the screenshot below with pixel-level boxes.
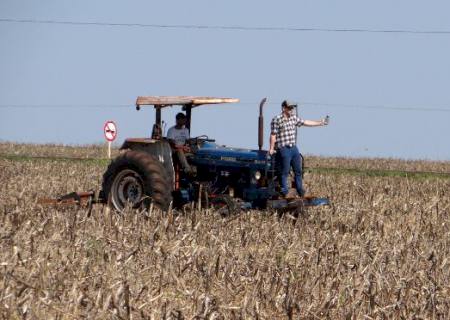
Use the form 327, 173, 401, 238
103, 121, 117, 142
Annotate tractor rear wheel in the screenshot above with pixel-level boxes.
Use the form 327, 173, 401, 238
102, 150, 172, 212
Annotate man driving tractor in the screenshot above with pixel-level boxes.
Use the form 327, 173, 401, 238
167, 112, 194, 174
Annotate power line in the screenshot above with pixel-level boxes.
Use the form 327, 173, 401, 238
0, 104, 129, 108
1, 102, 450, 112
239, 101, 450, 112
302, 101, 450, 112
1, 18, 450, 35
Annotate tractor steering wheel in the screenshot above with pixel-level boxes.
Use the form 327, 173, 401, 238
189, 135, 215, 144
188, 134, 216, 146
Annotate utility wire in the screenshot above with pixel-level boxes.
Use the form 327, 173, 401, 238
1, 18, 450, 35
0, 104, 129, 108
1, 102, 450, 112
240, 101, 450, 112
302, 101, 450, 112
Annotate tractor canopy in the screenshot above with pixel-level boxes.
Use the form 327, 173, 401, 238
135, 96, 240, 132
135, 96, 239, 109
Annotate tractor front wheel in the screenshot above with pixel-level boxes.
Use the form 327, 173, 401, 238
210, 195, 238, 217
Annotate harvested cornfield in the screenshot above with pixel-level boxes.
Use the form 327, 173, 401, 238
1, 143, 449, 319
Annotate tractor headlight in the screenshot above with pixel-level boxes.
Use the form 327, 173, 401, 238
254, 171, 262, 180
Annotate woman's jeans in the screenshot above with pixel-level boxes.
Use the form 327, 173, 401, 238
278, 145, 303, 196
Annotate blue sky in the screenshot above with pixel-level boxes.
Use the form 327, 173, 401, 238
1, 1, 449, 160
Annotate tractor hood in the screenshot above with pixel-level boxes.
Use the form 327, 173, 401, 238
195, 141, 268, 163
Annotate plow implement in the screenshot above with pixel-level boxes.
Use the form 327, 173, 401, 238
38, 191, 105, 215
38, 189, 329, 214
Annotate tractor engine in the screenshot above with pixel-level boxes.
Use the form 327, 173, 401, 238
184, 140, 277, 208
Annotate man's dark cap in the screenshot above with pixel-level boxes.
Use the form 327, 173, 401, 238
281, 100, 297, 108
176, 112, 187, 120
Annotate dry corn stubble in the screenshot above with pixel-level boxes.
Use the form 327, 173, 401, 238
0, 144, 449, 319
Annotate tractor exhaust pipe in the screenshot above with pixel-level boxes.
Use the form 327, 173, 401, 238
258, 98, 267, 151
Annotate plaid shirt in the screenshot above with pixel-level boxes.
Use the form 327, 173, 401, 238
271, 114, 304, 149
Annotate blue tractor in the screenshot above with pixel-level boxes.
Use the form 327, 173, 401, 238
100, 96, 329, 214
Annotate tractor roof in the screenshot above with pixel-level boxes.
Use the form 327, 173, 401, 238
136, 96, 239, 109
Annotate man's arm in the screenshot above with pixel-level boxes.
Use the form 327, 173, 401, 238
269, 134, 277, 155
166, 127, 174, 139
302, 118, 328, 127
167, 139, 177, 148
166, 127, 178, 148
269, 118, 278, 155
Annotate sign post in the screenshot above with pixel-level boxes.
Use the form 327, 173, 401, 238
103, 121, 117, 158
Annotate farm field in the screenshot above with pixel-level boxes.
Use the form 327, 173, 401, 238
1, 143, 449, 319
